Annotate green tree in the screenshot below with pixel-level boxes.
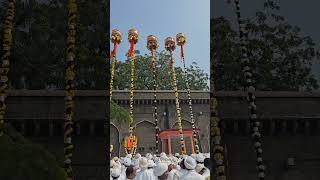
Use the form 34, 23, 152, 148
110, 100, 130, 123
212, 1, 320, 91
113, 51, 209, 90
0, 0, 108, 90
0, 125, 67, 180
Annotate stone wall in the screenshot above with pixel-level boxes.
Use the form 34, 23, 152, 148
4, 90, 320, 180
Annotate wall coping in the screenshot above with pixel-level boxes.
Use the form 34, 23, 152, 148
6, 90, 320, 98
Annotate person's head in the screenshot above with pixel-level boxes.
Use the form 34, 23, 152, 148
154, 163, 169, 180
139, 157, 148, 170
126, 165, 137, 179
111, 168, 121, 179
184, 156, 197, 171
123, 157, 132, 167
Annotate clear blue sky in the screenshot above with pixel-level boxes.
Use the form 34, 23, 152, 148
110, 0, 210, 75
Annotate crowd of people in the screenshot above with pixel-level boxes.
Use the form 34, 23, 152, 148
110, 152, 210, 180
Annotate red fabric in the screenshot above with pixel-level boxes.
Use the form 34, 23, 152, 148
129, 40, 135, 58
180, 45, 184, 62
112, 42, 118, 57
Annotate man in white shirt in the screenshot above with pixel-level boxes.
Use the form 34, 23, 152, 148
135, 157, 156, 180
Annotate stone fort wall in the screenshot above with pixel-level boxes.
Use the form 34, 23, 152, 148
4, 90, 320, 180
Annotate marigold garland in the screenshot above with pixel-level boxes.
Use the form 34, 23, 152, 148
126, 28, 139, 155
211, 51, 226, 179
165, 37, 186, 155
110, 29, 122, 100
0, 0, 16, 136
147, 35, 159, 154
233, 0, 266, 179
64, 0, 77, 179
176, 33, 200, 154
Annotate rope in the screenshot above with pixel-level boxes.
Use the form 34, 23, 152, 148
0, 0, 16, 136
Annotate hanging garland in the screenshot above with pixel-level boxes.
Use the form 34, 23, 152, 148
165, 37, 186, 155
64, 0, 77, 179
0, 0, 16, 136
233, 0, 266, 179
176, 33, 200, 154
127, 28, 139, 155
211, 51, 226, 180
147, 35, 160, 155
110, 29, 122, 100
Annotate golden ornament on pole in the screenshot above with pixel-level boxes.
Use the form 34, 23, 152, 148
111, 29, 123, 44
128, 28, 139, 44
147, 35, 159, 51
165, 37, 176, 52
176, 32, 187, 46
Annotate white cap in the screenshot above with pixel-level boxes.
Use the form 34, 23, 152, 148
139, 157, 148, 169
111, 168, 121, 178
154, 163, 168, 177
135, 153, 141, 159
184, 156, 197, 170
123, 157, 131, 167
126, 154, 132, 159
174, 153, 180, 157
160, 152, 167, 158
146, 153, 153, 160
196, 153, 205, 163
147, 159, 156, 168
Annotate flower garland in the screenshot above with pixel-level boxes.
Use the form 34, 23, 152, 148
127, 28, 139, 155
165, 37, 186, 155
110, 29, 122, 100
147, 35, 159, 154
211, 51, 226, 180
233, 0, 266, 179
64, 0, 77, 179
176, 33, 200, 154
0, 0, 16, 136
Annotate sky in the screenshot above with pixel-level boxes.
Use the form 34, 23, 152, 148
212, 0, 320, 81
110, 0, 210, 75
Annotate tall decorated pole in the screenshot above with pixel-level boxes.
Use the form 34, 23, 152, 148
165, 37, 186, 155
0, 0, 16, 136
64, 0, 77, 179
147, 35, 160, 154
127, 28, 139, 155
110, 29, 122, 100
233, 0, 266, 179
211, 51, 226, 179
110, 29, 122, 159
176, 33, 200, 154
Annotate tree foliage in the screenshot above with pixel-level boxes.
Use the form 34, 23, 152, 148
0, 0, 108, 90
110, 100, 130, 123
0, 125, 67, 180
212, 0, 320, 91
113, 51, 209, 90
